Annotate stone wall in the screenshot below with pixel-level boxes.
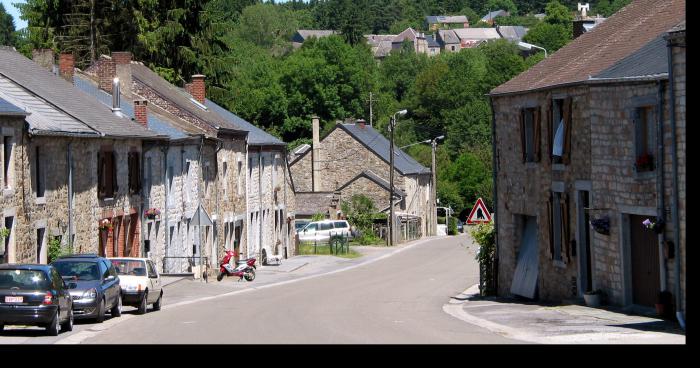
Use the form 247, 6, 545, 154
1, 117, 29, 264
670, 34, 686, 313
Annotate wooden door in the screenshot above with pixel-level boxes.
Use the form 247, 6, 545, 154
629, 214, 660, 307
510, 216, 539, 299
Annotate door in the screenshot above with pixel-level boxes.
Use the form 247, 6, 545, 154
510, 216, 539, 299
629, 214, 660, 307
577, 191, 593, 294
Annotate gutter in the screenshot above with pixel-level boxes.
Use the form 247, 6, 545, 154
666, 40, 684, 329
66, 140, 73, 253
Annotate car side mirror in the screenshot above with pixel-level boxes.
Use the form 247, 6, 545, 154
104, 275, 116, 283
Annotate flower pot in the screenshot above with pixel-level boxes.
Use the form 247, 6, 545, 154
584, 293, 601, 307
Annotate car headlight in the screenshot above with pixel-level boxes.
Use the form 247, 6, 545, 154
81, 288, 97, 300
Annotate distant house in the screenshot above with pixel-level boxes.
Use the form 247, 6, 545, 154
425, 34, 441, 56
365, 34, 396, 59
438, 29, 462, 52
496, 25, 529, 42
391, 28, 432, 55
425, 15, 470, 30
453, 28, 502, 48
292, 30, 338, 48
481, 10, 510, 25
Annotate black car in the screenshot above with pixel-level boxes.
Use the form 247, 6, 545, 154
51, 254, 122, 323
0, 264, 74, 335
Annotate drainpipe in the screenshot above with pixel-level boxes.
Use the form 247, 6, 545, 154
161, 146, 169, 272
656, 81, 668, 292
489, 97, 499, 295
196, 135, 204, 274
214, 139, 223, 264
67, 140, 73, 253
666, 43, 684, 329
258, 147, 263, 261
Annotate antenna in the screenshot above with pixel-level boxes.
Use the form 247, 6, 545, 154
578, 3, 590, 18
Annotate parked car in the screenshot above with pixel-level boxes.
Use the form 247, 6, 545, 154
298, 220, 352, 242
109, 257, 162, 314
294, 220, 310, 232
0, 264, 73, 335
51, 254, 122, 323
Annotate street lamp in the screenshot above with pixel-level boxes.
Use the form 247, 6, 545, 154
518, 41, 548, 58
388, 109, 408, 247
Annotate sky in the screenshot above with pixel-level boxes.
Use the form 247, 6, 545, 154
1, 0, 26, 30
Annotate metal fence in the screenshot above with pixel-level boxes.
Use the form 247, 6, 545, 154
299, 232, 351, 255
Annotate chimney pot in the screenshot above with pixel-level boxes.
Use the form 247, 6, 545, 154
32, 49, 54, 72
191, 74, 206, 104
134, 99, 148, 127
58, 53, 75, 83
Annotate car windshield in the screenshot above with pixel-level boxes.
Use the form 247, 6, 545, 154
110, 260, 147, 276
52, 261, 100, 281
295, 222, 309, 230
0, 269, 51, 290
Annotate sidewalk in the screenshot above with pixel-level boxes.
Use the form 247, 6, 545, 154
444, 284, 685, 344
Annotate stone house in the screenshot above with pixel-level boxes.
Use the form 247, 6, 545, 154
489, 0, 685, 320
392, 28, 430, 55
289, 118, 433, 241
425, 16, 470, 31
0, 47, 163, 265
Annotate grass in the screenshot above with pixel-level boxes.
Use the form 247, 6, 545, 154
298, 243, 363, 259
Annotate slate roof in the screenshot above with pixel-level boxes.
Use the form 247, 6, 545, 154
0, 47, 161, 139
438, 29, 461, 44
73, 74, 193, 140
591, 34, 668, 80
426, 35, 440, 48
294, 192, 336, 216
426, 15, 469, 24
496, 26, 528, 41
339, 123, 430, 176
295, 30, 337, 42
205, 99, 285, 146
338, 170, 406, 198
0, 97, 28, 116
490, 0, 685, 96
453, 28, 501, 41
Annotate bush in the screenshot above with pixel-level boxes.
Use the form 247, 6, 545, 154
448, 217, 458, 235
470, 222, 496, 296
48, 237, 68, 263
311, 212, 326, 221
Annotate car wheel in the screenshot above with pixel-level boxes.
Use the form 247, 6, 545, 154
61, 309, 73, 332
111, 294, 122, 317
137, 291, 148, 315
153, 291, 162, 311
46, 310, 60, 336
95, 298, 106, 323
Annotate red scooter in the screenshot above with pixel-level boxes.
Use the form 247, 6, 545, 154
217, 249, 256, 282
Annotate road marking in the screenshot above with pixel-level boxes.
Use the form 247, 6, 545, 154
53, 236, 445, 344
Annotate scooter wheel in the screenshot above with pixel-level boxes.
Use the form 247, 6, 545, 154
217, 272, 225, 282
244, 269, 256, 282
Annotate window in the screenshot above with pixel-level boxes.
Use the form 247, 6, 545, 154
167, 165, 174, 205
548, 191, 571, 264
203, 163, 209, 197
237, 161, 243, 196
223, 161, 228, 196
634, 106, 656, 172
98, 150, 117, 199
128, 151, 141, 195
3, 135, 12, 189
548, 98, 572, 164
36, 228, 46, 264
35, 146, 45, 198
145, 157, 152, 199
319, 222, 332, 231
519, 107, 541, 163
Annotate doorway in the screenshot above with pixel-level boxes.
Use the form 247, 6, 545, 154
510, 215, 539, 299
629, 214, 661, 307
577, 190, 593, 295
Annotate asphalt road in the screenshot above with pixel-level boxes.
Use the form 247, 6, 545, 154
77, 235, 518, 344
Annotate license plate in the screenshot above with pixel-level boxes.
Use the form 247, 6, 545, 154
4, 296, 23, 303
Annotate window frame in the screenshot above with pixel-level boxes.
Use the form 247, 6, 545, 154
633, 105, 657, 173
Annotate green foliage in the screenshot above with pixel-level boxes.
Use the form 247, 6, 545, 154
484, 0, 519, 15
522, 21, 571, 53
340, 194, 376, 231
594, 0, 631, 17
493, 15, 541, 27
543, 0, 573, 26
311, 213, 326, 221
0, 227, 9, 240
1, 3, 16, 46
448, 216, 458, 235
48, 237, 67, 263
471, 222, 496, 296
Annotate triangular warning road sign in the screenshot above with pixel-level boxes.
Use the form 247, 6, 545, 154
466, 198, 492, 224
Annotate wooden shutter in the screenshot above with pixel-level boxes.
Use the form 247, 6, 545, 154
560, 192, 571, 264
547, 99, 553, 163
110, 152, 118, 195
547, 193, 554, 260
97, 152, 105, 198
534, 107, 542, 162
633, 107, 643, 158
562, 97, 573, 164
519, 109, 526, 163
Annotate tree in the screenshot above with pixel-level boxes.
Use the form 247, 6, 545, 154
543, 0, 573, 27
483, 0, 518, 15
234, 3, 298, 56
0, 3, 15, 46
521, 21, 570, 53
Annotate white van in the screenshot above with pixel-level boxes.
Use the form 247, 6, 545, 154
298, 220, 351, 242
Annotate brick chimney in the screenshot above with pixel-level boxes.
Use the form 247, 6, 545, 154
112, 51, 133, 97
58, 53, 75, 82
312, 115, 321, 192
32, 49, 54, 72
97, 55, 116, 93
190, 74, 206, 104
133, 99, 148, 127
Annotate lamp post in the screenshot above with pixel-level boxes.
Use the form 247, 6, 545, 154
400, 135, 444, 236
388, 109, 408, 247
518, 41, 548, 58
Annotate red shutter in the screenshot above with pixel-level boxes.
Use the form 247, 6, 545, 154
563, 97, 573, 165
519, 110, 526, 163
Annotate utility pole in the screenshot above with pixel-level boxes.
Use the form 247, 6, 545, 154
388, 110, 407, 246
367, 92, 375, 127
431, 139, 438, 236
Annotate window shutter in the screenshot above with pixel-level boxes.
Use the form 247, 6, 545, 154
519, 110, 526, 163
97, 152, 105, 198
547, 99, 553, 163
562, 97, 573, 164
547, 193, 554, 260
560, 192, 571, 264
534, 107, 542, 162
111, 152, 118, 194
633, 107, 643, 158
